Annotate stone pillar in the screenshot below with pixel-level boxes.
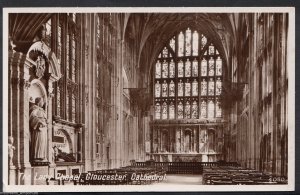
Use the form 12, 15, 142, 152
180, 128, 183, 153
193, 128, 197, 152
158, 129, 161, 153
45, 77, 56, 176
175, 129, 179, 153
9, 51, 33, 185
76, 128, 83, 163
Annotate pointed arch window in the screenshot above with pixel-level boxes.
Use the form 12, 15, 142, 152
154, 27, 223, 119
192, 31, 199, 56
185, 28, 192, 56
162, 47, 168, 58
178, 32, 184, 57
201, 34, 207, 49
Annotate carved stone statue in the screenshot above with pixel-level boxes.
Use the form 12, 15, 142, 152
8, 136, 15, 166
29, 97, 48, 162
35, 55, 46, 78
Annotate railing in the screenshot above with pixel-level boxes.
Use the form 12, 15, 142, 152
135, 161, 240, 174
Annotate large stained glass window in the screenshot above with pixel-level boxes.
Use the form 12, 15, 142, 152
154, 27, 223, 119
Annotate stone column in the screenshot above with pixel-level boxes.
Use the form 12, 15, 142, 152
9, 52, 20, 185
45, 76, 56, 177
180, 128, 184, 153
193, 128, 197, 152
9, 51, 33, 185
76, 127, 83, 163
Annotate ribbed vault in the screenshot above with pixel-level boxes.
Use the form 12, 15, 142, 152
123, 13, 235, 85
9, 13, 52, 42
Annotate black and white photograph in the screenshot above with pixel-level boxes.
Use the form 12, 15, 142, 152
3, 7, 295, 192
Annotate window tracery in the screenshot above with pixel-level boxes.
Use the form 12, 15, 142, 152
154, 27, 223, 120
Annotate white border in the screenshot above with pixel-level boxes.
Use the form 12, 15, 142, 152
2, 7, 295, 192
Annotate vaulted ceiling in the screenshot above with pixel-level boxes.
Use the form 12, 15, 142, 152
123, 13, 236, 84
8, 13, 237, 86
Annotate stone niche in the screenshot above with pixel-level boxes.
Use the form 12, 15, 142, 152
26, 41, 61, 184
8, 39, 61, 185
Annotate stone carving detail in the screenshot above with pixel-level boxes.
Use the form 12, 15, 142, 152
28, 50, 47, 79
20, 79, 31, 89
36, 55, 46, 78
8, 136, 15, 166
29, 97, 48, 164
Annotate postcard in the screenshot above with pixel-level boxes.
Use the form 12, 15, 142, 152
3, 7, 295, 192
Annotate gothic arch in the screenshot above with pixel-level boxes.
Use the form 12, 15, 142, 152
27, 41, 61, 81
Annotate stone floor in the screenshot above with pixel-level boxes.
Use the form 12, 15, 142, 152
152, 174, 203, 185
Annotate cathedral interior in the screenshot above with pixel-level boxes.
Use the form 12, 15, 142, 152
7, 12, 289, 185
